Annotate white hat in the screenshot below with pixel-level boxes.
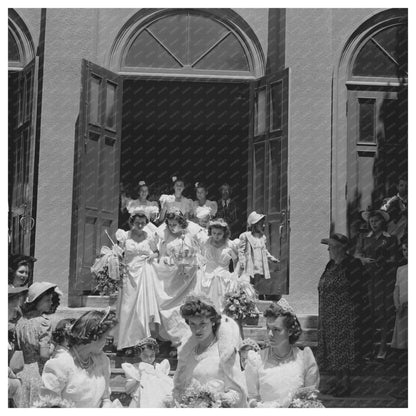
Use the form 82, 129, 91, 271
247, 211, 265, 226
26, 282, 61, 303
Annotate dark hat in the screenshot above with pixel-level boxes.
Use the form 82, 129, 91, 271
8, 285, 29, 298
321, 233, 350, 246
361, 209, 389, 223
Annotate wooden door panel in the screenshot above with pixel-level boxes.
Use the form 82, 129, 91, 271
70, 59, 122, 294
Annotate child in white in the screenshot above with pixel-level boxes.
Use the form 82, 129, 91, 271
123, 337, 173, 408
391, 242, 408, 349
238, 211, 280, 298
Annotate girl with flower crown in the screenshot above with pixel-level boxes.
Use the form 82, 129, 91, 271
126, 181, 160, 224
115, 211, 162, 351
195, 219, 239, 313
41, 309, 118, 408
158, 177, 193, 223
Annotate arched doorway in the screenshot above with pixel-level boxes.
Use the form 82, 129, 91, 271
8, 10, 37, 257
69, 9, 289, 303
332, 9, 407, 240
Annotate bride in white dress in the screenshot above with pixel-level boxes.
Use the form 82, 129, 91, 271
244, 300, 320, 407
115, 211, 161, 350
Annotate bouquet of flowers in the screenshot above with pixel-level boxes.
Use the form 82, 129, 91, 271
223, 282, 259, 322
164, 382, 233, 408
288, 388, 325, 408
91, 231, 126, 296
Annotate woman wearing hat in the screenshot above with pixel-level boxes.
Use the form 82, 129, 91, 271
354, 209, 399, 360
115, 210, 161, 352
244, 300, 319, 407
173, 294, 248, 407
14, 282, 61, 407
238, 211, 280, 300
317, 234, 367, 396
41, 309, 117, 407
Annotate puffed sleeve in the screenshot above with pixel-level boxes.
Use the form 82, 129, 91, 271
244, 350, 262, 401
302, 347, 320, 389
41, 356, 69, 398
210, 200, 218, 217
38, 317, 52, 349
238, 233, 248, 266
115, 229, 128, 247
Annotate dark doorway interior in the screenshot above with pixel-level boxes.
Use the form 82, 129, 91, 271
121, 79, 250, 235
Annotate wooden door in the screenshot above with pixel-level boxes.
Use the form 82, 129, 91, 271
9, 58, 38, 256
249, 68, 290, 294
346, 86, 407, 238
69, 60, 123, 296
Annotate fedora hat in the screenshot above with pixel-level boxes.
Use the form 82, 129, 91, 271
26, 282, 61, 304
361, 209, 389, 223
247, 211, 265, 226
321, 233, 350, 246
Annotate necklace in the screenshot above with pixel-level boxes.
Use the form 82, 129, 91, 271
270, 346, 293, 362
194, 336, 216, 356
72, 346, 94, 369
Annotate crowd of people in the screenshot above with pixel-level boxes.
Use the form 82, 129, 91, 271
7, 175, 407, 407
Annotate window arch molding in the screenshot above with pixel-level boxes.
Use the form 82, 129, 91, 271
107, 8, 265, 78
8, 9, 35, 70
331, 8, 407, 235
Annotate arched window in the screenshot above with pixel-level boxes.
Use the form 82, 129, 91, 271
350, 23, 407, 81
121, 11, 253, 76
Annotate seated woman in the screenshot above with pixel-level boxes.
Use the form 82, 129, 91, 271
173, 295, 247, 407
245, 300, 320, 408
41, 309, 118, 408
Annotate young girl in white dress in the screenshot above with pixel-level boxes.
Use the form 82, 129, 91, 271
196, 219, 239, 313
159, 177, 193, 222
192, 182, 218, 219
245, 300, 320, 408
115, 211, 161, 350
123, 337, 173, 408
238, 211, 280, 299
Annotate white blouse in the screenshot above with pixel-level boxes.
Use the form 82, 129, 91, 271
41, 349, 111, 408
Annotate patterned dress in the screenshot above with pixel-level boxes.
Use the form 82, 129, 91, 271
317, 256, 367, 372
15, 313, 52, 407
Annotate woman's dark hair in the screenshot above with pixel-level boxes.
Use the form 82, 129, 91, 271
180, 296, 222, 335
208, 219, 230, 240
21, 287, 56, 315
8, 256, 34, 285
195, 182, 207, 192
263, 303, 302, 344
165, 210, 188, 229
129, 212, 150, 227
52, 318, 76, 345
69, 309, 118, 346
172, 177, 185, 188
45, 291, 61, 315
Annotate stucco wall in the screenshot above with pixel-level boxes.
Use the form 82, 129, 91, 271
284, 8, 383, 314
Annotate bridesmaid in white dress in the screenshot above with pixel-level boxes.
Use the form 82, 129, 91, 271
115, 211, 161, 350
126, 181, 160, 224
245, 300, 320, 407
159, 177, 193, 222
173, 295, 247, 407
196, 219, 239, 313
192, 182, 218, 219
155, 209, 202, 344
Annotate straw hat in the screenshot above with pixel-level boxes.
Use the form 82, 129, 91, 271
361, 209, 389, 223
247, 211, 265, 226
26, 282, 61, 304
